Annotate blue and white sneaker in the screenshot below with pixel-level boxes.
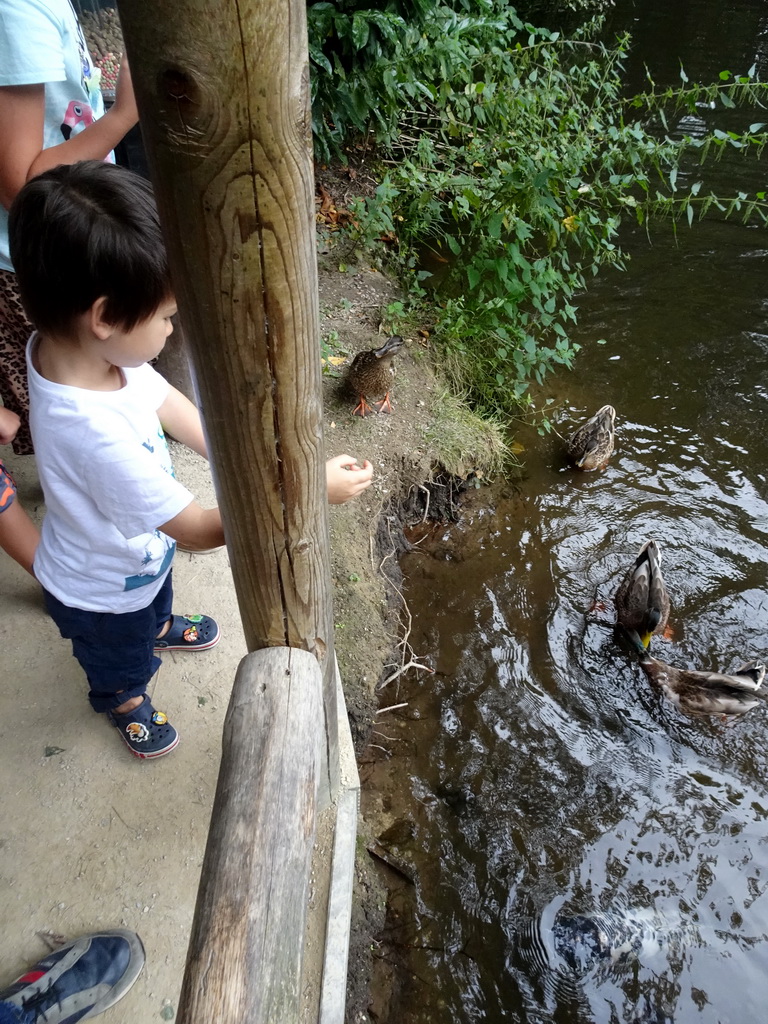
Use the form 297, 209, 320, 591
0, 929, 144, 1023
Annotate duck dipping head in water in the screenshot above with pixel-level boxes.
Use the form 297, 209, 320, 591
622, 626, 765, 719
552, 907, 691, 975
566, 404, 616, 470
615, 539, 671, 648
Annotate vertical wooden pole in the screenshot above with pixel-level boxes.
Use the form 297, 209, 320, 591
116, 0, 338, 791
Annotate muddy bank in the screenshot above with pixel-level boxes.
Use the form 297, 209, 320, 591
316, 255, 506, 1021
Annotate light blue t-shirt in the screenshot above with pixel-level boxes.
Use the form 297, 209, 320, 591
0, 0, 106, 271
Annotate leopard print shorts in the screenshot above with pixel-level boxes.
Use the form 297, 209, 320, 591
0, 268, 33, 456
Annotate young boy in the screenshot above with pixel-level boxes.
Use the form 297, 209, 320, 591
9, 160, 372, 761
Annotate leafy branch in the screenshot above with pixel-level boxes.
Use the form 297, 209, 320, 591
309, 0, 768, 421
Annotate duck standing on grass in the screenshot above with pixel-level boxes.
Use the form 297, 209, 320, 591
566, 404, 616, 470
347, 334, 404, 417
622, 626, 765, 719
615, 539, 671, 647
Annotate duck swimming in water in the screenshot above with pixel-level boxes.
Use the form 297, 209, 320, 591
566, 404, 616, 470
615, 539, 671, 647
347, 335, 404, 417
622, 626, 765, 719
553, 907, 692, 975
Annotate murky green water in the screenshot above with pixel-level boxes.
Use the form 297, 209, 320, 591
363, 2, 768, 1021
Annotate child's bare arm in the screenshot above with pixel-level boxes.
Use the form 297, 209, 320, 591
0, 60, 138, 209
158, 385, 373, 506
0, 406, 21, 446
0, 410, 39, 575
0, 499, 39, 576
157, 385, 208, 458
160, 500, 224, 551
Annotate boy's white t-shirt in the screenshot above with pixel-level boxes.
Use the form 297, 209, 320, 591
0, 0, 107, 271
27, 335, 195, 613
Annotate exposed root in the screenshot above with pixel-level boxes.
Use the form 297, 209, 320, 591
377, 514, 434, 690
377, 702, 409, 714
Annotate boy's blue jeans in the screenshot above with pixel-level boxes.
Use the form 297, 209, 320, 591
42, 571, 173, 713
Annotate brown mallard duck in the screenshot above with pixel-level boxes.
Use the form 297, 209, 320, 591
615, 539, 671, 647
347, 335, 404, 417
566, 405, 616, 470
622, 627, 765, 719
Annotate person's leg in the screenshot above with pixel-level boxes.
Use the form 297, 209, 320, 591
41, 583, 179, 758
153, 567, 221, 651
151, 567, 174, 642
41, 589, 159, 713
0, 269, 34, 456
0, 929, 144, 1024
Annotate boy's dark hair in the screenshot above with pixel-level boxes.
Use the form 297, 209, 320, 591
9, 160, 173, 334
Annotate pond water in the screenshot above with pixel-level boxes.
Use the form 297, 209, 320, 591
362, 1, 768, 1021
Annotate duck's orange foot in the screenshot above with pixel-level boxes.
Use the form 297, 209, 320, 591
352, 396, 375, 417
373, 392, 393, 414
661, 626, 675, 641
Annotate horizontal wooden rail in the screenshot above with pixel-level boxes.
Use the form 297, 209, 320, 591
177, 647, 322, 1023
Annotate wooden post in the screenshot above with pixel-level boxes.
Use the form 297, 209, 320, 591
177, 648, 322, 1022
116, 0, 338, 791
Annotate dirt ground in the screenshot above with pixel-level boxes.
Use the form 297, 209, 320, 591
0, 258, 478, 1021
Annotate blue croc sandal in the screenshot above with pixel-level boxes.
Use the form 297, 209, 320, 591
108, 698, 179, 759
154, 613, 221, 652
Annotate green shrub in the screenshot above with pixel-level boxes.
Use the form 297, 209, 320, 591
309, 2, 768, 419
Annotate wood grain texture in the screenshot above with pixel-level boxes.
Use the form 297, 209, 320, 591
117, 0, 338, 786
176, 648, 322, 1022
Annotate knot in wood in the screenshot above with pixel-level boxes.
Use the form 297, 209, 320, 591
157, 64, 220, 154
162, 67, 199, 106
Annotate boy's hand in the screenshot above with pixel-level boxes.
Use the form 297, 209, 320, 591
0, 407, 21, 445
326, 454, 373, 504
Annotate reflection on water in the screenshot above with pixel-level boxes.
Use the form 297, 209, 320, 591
362, 1, 768, 1020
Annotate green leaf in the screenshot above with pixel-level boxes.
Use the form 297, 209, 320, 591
488, 211, 505, 239
310, 50, 333, 74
